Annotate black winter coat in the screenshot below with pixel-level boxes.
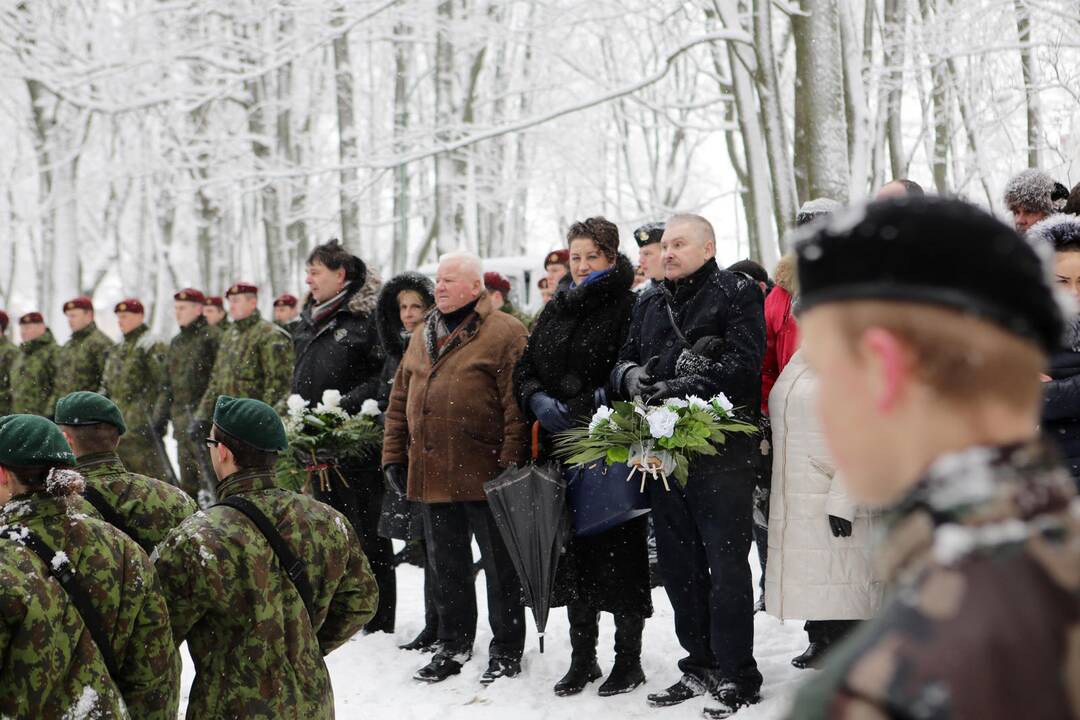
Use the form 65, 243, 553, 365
514, 254, 652, 616
515, 254, 637, 424
611, 257, 766, 473
291, 273, 385, 416
1043, 349, 1080, 488
373, 273, 434, 540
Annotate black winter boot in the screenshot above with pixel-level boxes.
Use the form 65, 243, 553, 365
597, 613, 645, 697
554, 603, 602, 697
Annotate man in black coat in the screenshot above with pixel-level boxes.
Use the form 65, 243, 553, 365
292, 239, 395, 633
610, 214, 765, 716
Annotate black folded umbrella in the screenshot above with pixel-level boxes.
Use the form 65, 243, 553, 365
483, 462, 571, 653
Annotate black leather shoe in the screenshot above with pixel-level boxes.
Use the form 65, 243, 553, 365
702, 681, 761, 719
399, 628, 438, 653
597, 657, 645, 697
646, 674, 709, 707
479, 657, 521, 685
791, 642, 828, 669
414, 654, 465, 683
554, 657, 603, 696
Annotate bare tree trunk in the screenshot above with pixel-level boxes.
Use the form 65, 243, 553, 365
392, 24, 411, 273
246, 77, 288, 294
839, 0, 871, 199
332, 7, 361, 252
919, 0, 950, 192
434, 1, 456, 254
1014, 0, 1041, 167
793, 0, 851, 203
882, 0, 907, 180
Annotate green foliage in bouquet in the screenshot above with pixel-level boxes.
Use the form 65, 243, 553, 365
553, 395, 758, 486
274, 391, 383, 492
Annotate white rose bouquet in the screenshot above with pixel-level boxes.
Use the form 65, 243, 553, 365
554, 394, 757, 488
276, 390, 384, 492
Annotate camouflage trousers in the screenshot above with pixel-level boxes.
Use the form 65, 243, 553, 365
116, 425, 169, 482
172, 408, 209, 500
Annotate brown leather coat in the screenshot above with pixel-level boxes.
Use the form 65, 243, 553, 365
382, 294, 530, 503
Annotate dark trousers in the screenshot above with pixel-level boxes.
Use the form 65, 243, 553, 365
421, 539, 439, 635
422, 501, 525, 661
648, 466, 761, 688
567, 601, 644, 662
314, 467, 397, 633
805, 619, 857, 646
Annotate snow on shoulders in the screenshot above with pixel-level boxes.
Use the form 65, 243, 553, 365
60, 686, 100, 720
51, 550, 71, 572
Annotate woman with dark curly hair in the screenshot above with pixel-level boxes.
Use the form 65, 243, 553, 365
514, 217, 652, 698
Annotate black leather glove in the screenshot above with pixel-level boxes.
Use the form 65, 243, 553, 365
383, 464, 408, 495
690, 335, 725, 359
529, 392, 573, 433
828, 515, 853, 538
624, 356, 660, 399
187, 418, 211, 444
642, 380, 673, 402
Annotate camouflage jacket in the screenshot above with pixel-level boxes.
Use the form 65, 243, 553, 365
0, 489, 181, 719
11, 329, 59, 416
0, 335, 16, 415
155, 316, 220, 422
101, 324, 165, 431
501, 302, 534, 331
153, 468, 378, 719
48, 321, 115, 416
195, 310, 293, 420
75, 451, 198, 555
788, 440, 1080, 720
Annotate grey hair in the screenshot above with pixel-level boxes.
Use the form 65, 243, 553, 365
438, 250, 484, 282
667, 213, 716, 247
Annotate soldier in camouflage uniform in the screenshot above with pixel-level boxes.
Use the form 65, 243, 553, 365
154, 396, 378, 719
0, 310, 16, 415
203, 295, 229, 330
0, 414, 181, 719
56, 391, 197, 555
485, 271, 534, 329
101, 298, 169, 479
10, 312, 59, 416
768, 198, 1080, 720
46, 295, 115, 417
154, 288, 220, 501
191, 282, 293, 441
273, 292, 302, 335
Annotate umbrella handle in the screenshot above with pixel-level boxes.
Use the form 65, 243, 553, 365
538, 631, 545, 654
531, 421, 542, 462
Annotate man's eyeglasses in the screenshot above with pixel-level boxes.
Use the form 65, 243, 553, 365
204, 438, 222, 449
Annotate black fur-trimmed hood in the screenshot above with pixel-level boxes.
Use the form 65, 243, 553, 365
377, 272, 435, 358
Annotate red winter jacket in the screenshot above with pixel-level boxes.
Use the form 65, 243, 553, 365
762, 257, 799, 414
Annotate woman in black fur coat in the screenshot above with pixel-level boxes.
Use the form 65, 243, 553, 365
514, 217, 652, 698
374, 272, 438, 651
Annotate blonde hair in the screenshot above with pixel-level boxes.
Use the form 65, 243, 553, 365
832, 301, 1046, 409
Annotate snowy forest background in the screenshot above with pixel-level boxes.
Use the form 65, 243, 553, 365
2, 0, 1079, 338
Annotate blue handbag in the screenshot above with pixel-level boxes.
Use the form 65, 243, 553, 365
564, 461, 651, 537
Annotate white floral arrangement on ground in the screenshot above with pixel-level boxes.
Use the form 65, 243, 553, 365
275, 389, 383, 492
554, 394, 758, 488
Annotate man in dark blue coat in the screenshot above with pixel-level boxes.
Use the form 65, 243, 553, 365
610, 214, 765, 716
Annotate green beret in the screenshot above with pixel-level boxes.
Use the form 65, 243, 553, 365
213, 395, 288, 453
0, 415, 76, 468
54, 391, 127, 435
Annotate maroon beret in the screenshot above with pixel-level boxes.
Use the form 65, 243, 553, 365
544, 249, 570, 268
204, 296, 225, 308
0, 310, 9, 331
483, 272, 511, 295
174, 288, 206, 304
19, 312, 44, 325
62, 296, 94, 313
273, 293, 298, 308
114, 298, 145, 315
226, 282, 258, 298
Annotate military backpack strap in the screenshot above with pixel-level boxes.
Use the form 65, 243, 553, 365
213, 496, 317, 623
81, 487, 131, 541
0, 525, 122, 681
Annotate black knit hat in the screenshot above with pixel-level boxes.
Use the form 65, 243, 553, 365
795, 196, 1063, 352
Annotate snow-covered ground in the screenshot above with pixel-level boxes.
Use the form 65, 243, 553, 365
178, 546, 809, 719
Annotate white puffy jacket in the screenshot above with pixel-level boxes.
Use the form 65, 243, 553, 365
764, 351, 883, 621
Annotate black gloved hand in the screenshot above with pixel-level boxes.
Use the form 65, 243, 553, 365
642, 380, 673, 402
529, 392, 573, 433
187, 418, 211, 444
383, 464, 408, 495
624, 356, 660, 399
828, 515, 853, 538
691, 335, 725, 359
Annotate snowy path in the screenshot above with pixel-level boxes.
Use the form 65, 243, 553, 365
178, 548, 810, 719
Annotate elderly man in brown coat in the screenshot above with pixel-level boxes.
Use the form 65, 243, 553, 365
382, 250, 530, 686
